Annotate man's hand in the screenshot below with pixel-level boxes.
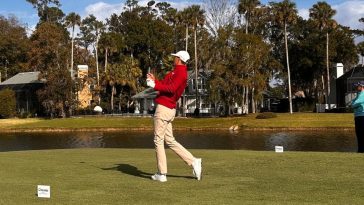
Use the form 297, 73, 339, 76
147, 73, 156, 81
146, 73, 156, 88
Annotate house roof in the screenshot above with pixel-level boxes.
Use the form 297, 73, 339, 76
0, 72, 44, 85
132, 88, 158, 99
338, 66, 364, 80
187, 69, 212, 82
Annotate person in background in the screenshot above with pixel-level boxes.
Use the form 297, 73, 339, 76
146, 51, 202, 182
351, 81, 364, 153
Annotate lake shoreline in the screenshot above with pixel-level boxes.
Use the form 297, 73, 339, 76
0, 126, 354, 133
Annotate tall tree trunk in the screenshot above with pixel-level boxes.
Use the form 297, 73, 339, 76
95, 34, 100, 104
326, 32, 330, 109
185, 25, 189, 51
194, 25, 199, 113
251, 87, 255, 113
321, 75, 325, 104
105, 48, 108, 74
245, 86, 249, 114
245, 14, 249, 34
71, 25, 75, 79
111, 85, 115, 112
242, 86, 246, 114
95, 36, 100, 86
285, 22, 293, 114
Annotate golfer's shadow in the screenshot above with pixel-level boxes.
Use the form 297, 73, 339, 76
102, 164, 194, 179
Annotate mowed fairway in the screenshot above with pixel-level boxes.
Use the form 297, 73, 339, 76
0, 148, 363, 204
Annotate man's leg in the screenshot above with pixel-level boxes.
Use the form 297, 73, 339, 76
165, 121, 194, 166
154, 117, 169, 174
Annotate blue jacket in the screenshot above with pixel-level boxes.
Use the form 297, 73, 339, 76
352, 91, 364, 117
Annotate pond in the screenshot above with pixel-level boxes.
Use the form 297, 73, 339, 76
0, 130, 357, 152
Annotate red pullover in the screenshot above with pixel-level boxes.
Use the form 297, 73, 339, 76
154, 64, 187, 109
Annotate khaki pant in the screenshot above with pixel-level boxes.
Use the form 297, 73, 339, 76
154, 104, 195, 174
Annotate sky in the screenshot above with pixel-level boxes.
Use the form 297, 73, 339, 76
1, 0, 364, 39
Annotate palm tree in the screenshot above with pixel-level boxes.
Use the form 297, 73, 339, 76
270, 0, 298, 114
65, 12, 81, 79
99, 32, 120, 74
309, 2, 336, 109
238, 0, 260, 34
81, 15, 105, 87
178, 9, 192, 51
185, 5, 205, 113
104, 57, 142, 112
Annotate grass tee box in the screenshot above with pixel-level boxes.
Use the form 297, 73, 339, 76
0, 113, 355, 131
0, 148, 363, 204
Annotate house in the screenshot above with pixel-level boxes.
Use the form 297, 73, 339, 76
182, 69, 215, 116
0, 72, 44, 115
335, 65, 364, 108
131, 88, 158, 114
0, 66, 93, 116
132, 69, 216, 116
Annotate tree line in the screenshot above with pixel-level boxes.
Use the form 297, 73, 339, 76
0, 0, 363, 117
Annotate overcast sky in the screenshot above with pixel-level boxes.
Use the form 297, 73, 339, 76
1, 0, 364, 40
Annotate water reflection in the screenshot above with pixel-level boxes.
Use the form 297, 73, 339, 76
0, 130, 357, 152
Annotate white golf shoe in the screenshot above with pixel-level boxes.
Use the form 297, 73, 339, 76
192, 158, 202, 180
151, 173, 167, 182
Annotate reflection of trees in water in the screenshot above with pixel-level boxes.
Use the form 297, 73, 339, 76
67, 132, 105, 148
264, 131, 356, 152
0, 130, 357, 152
265, 132, 298, 151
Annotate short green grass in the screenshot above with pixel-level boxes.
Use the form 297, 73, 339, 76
0, 113, 355, 131
0, 149, 363, 204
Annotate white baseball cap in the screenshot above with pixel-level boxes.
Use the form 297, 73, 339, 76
171, 51, 190, 63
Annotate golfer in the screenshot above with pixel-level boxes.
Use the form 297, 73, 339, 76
146, 51, 202, 182
352, 81, 364, 153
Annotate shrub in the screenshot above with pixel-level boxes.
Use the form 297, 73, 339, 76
0, 88, 16, 118
256, 112, 277, 119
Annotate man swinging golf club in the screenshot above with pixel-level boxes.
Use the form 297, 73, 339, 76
146, 50, 202, 182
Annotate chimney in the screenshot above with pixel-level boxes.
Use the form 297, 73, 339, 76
335, 63, 344, 79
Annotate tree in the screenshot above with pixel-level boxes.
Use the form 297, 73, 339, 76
270, 0, 298, 114
309, 1, 337, 108
232, 30, 270, 114
107, 1, 174, 76
26, 0, 61, 23
203, 0, 238, 37
99, 32, 123, 74
102, 57, 142, 112
65, 12, 81, 79
208, 27, 270, 115
0, 88, 16, 118
40, 6, 65, 24
0, 15, 29, 80
178, 9, 192, 51
28, 22, 73, 117
184, 5, 205, 113
81, 15, 105, 88
238, 0, 260, 34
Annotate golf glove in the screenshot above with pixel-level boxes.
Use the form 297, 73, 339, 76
147, 79, 155, 88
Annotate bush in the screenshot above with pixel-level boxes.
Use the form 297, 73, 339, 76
256, 112, 277, 119
0, 88, 16, 118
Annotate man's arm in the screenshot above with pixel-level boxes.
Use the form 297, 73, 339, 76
154, 70, 186, 94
